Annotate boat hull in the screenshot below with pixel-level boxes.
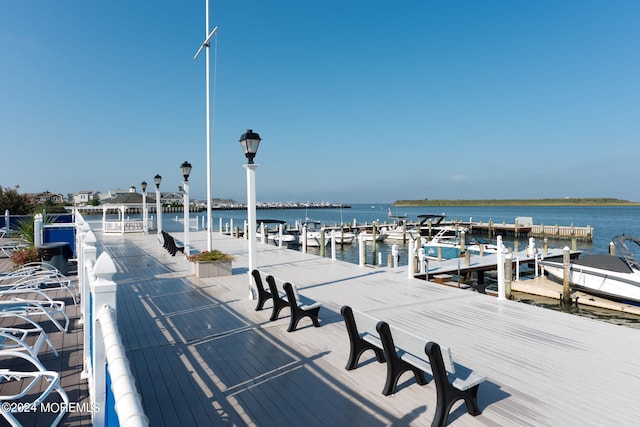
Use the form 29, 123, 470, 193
541, 260, 640, 304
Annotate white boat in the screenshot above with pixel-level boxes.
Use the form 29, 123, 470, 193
358, 230, 388, 242
421, 227, 499, 260
256, 219, 299, 247
256, 219, 287, 241
540, 235, 640, 304
332, 229, 356, 245
298, 220, 331, 247
381, 213, 418, 241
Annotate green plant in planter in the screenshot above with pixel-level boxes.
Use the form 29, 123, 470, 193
9, 247, 40, 267
13, 214, 54, 247
187, 249, 234, 263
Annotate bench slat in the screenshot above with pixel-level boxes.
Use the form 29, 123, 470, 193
451, 371, 487, 391
388, 324, 456, 374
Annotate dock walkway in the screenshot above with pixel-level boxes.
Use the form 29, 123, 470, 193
93, 229, 639, 426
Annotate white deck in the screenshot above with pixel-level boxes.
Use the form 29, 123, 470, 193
95, 229, 640, 426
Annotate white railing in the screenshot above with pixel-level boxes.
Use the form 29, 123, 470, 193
76, 212, 148, 427
103, 219, 154, 234
98, 306, 148, 427
172, 216, 200, 230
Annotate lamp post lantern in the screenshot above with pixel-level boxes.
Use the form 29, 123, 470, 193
180, 161, 192, 255
154, 174, 162, 236
240, 129, 261, 299
141, 181, 148, 234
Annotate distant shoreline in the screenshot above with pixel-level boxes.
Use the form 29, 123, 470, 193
393, 198, 640, 207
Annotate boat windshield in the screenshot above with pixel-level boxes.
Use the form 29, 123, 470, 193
417, 214, 446, 226
302, 220, 322, 232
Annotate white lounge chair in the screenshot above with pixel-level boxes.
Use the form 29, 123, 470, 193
0, 242, 20, 258
0, 290, 69, 333
0, 313, 59, 358
0, 233, 28, 258
1, 272, 76, 305
0, 263, 76, 304
0, 350, 70, 426
0, 262, 59, 280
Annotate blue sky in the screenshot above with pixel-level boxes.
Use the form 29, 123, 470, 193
1, 1, 639, 203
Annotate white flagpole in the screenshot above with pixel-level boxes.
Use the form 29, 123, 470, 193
194, 1, 218, 252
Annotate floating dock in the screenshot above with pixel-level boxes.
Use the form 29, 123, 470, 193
512, 275, 640, 316
414, 248, 580, 286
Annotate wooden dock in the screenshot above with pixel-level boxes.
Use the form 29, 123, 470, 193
5, 229, 640, 426
512, 275, 640, 317
100, 230, 640, 426
299, 219, 594, 242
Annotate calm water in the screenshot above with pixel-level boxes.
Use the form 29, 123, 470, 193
153, 204, 640, 328
164, 204, 640, 265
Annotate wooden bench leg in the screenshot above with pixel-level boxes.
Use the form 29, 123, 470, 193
340, 306, 385, 370
425, 342, 482, 427
377, 321, 428, 396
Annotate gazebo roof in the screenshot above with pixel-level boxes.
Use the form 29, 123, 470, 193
102, 193, 156, 206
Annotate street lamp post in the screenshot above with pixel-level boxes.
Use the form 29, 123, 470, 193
239, 129, 261, 299
154, 174, 162, 236
141, 181, 148, 234
180, 161, 192, 255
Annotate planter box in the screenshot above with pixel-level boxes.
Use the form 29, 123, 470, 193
191, 260, 232, 278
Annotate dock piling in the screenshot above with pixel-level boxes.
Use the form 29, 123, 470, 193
505, 252, 512, 300
331, 230, 336, 260
392, 244, 399, 268
497, 235, 506, 301
562, 246, 571, 305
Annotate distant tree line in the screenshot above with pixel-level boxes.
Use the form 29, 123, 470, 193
393, 198, 640, 206
0, 185, 69, 214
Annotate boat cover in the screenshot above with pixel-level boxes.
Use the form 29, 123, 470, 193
574, 254, 633, 274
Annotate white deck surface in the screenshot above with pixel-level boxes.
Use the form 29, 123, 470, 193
95, 229, 640, 426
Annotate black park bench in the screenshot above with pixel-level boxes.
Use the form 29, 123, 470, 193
161, 231, 184, 256
341, 305, 486, 427
264, 275, 322, 332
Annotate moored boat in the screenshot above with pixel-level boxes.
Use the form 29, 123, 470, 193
381, 213, 418, 241
358, 230, 388, 242
256, 219, 288, 242
540, 235, 640, 304
297, 220, 331, 247
332, 229, 356, 245
421, 226, 499, 260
